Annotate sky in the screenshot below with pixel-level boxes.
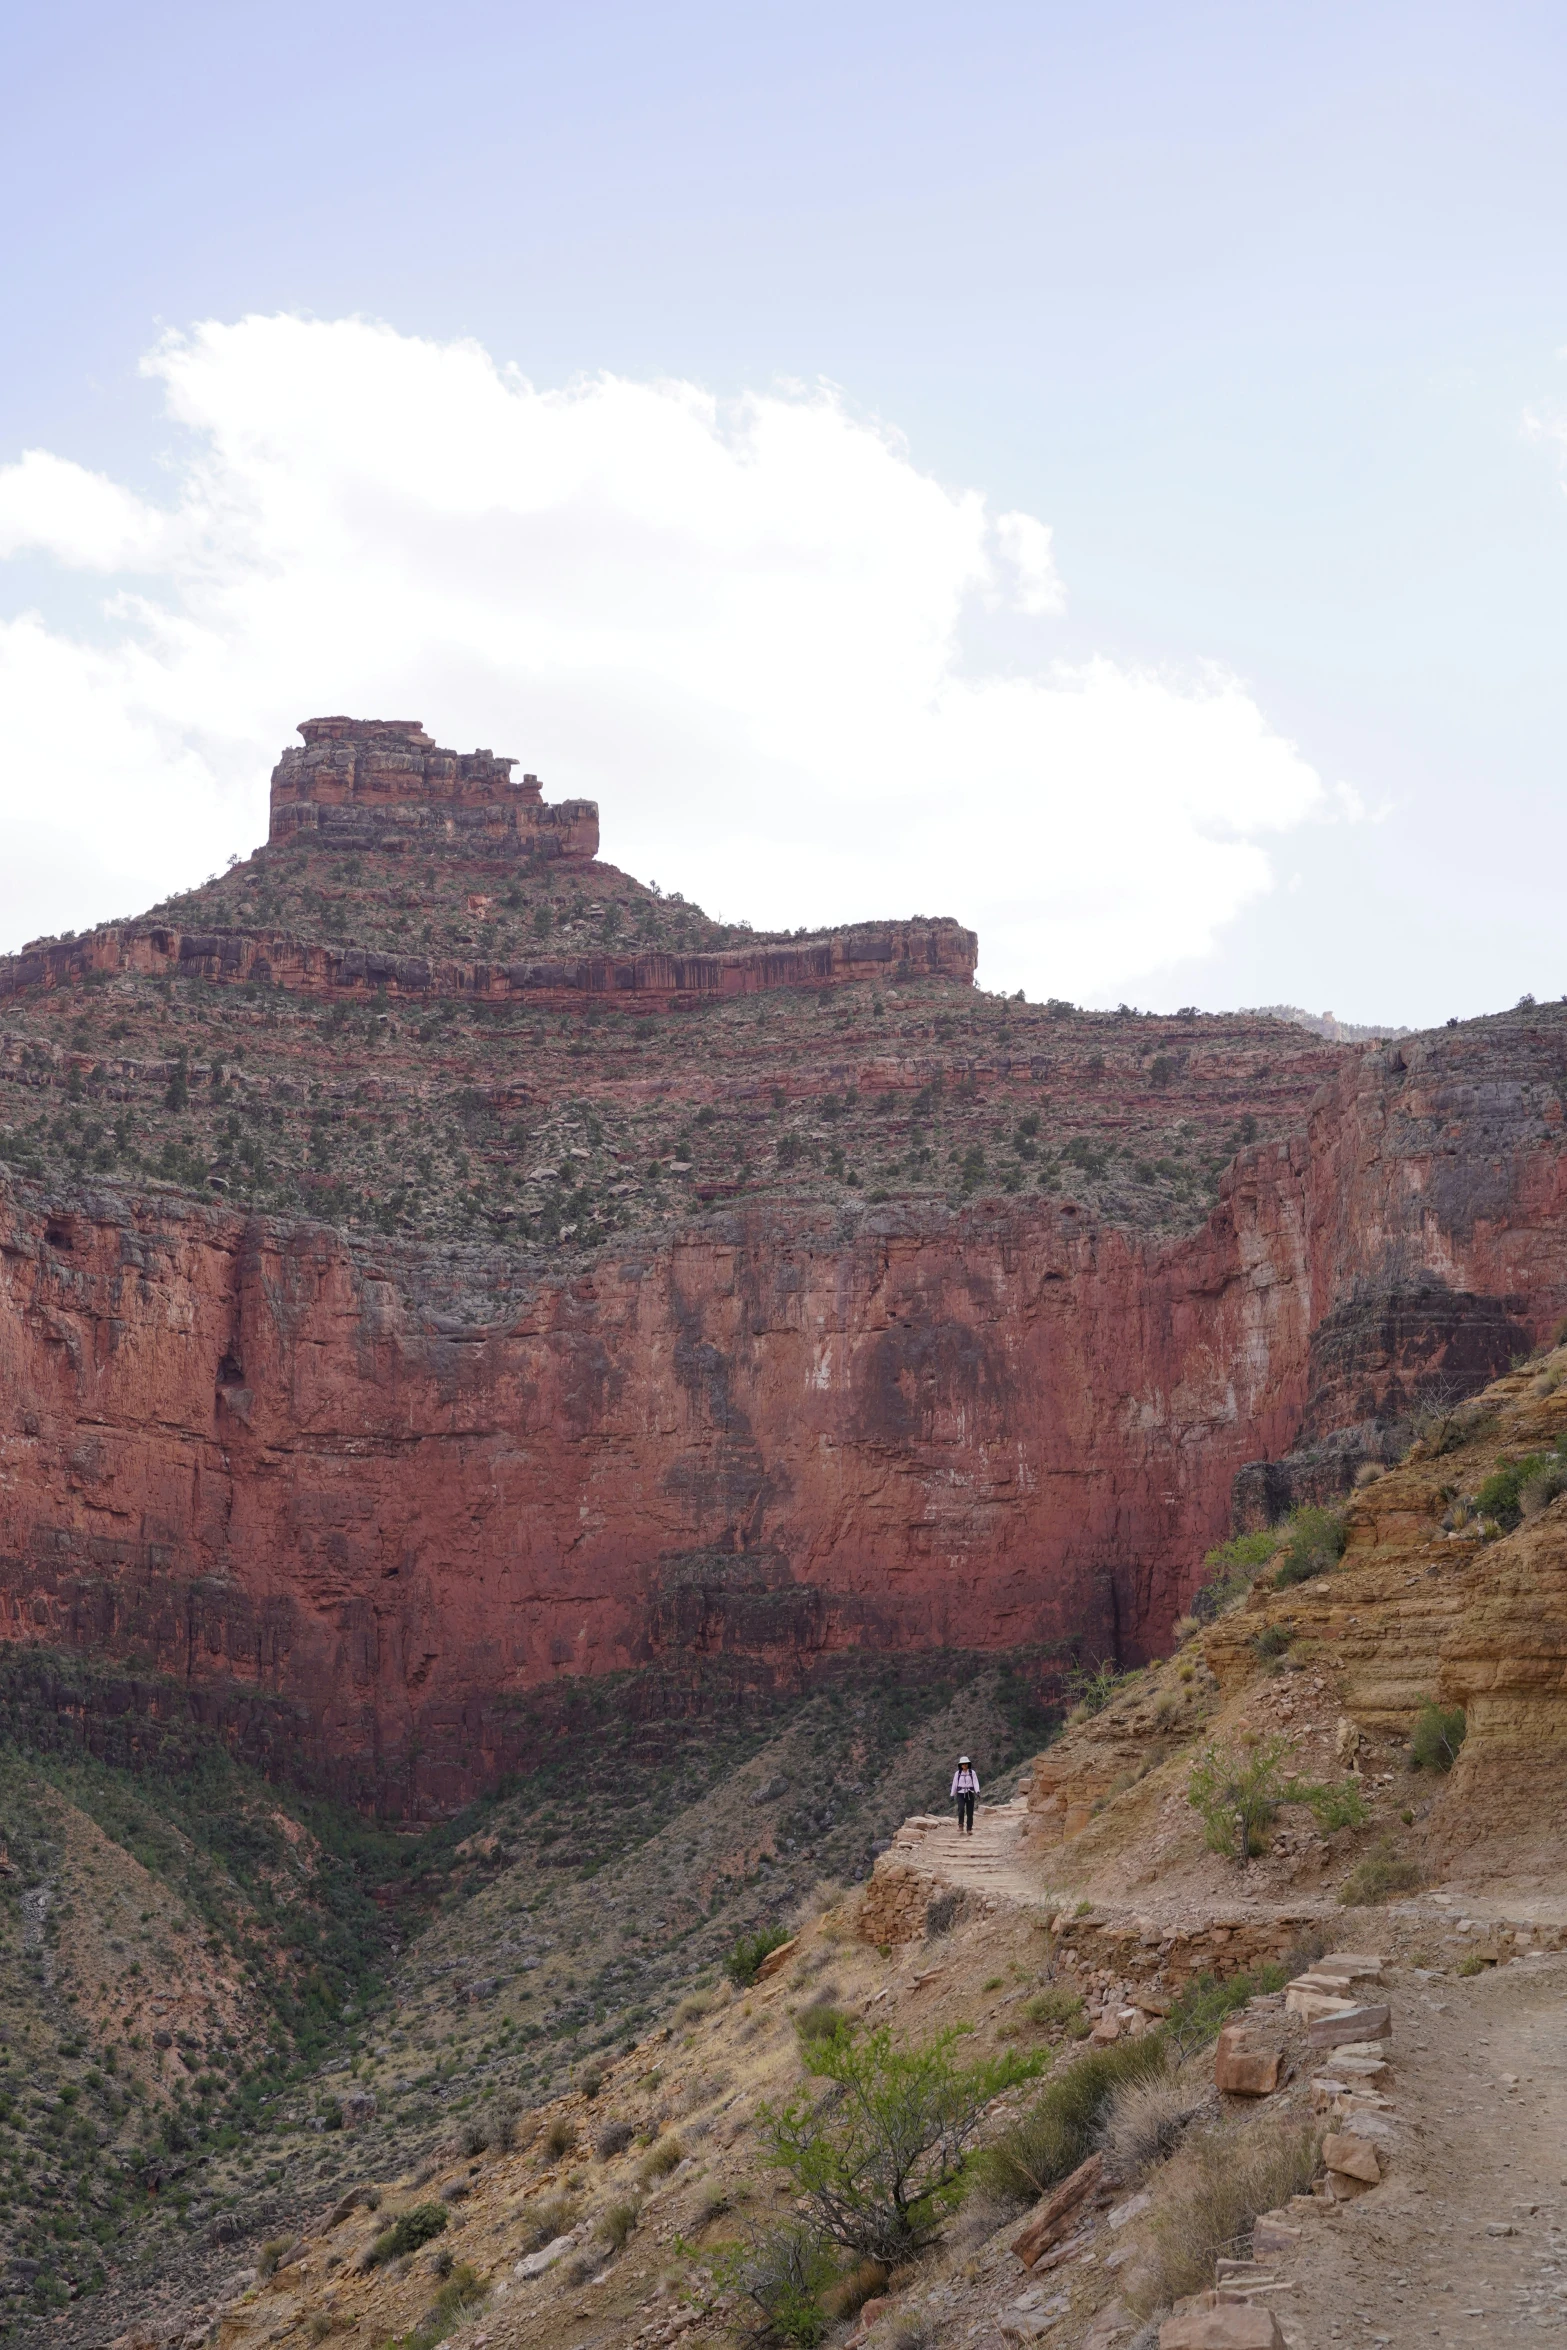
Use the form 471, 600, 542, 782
2, 1, 1566, 1024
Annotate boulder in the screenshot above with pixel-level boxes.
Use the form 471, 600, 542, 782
1250, 2211, 1303, 2256
515, 2233, 576, 2279
754, 1938, 797, 1982
1322, 2132, 1383, 2184
1306, 2004, 1391, 2049
1215, 2025, 1281, 2097
1082, 2298, 1130, 2350
1284, 1985, 1357, 2023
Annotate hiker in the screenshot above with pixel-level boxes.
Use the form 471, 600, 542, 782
951, 1754, 979, 1834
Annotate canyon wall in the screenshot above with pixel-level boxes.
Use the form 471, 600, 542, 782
3, 1010, 1564, 1810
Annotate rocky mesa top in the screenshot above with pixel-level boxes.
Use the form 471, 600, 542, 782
269, 714, 600, 863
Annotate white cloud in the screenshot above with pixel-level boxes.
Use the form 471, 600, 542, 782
0, 314, 1323, 993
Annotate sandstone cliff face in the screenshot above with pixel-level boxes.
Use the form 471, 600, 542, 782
3, 1004, 1564, 1810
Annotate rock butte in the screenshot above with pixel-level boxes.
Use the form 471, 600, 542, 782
2, 716, 1565, 1813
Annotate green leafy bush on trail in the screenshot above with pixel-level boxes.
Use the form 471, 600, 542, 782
761, 2022, 1044, 2264
1409, 1701, 1467, 1773
973, 2034, 1167, 2208
725, 1925, 791, 1988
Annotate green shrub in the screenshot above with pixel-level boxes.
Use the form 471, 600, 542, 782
364, 2204, 448, 2267
1253, 1624, 1295, 1660
762, 2022, 1043, 2263
1410, 1701, 1467, 1773
1273, 1507, 1346, 1587
1292, 1777, 1370, 1833
387, 2262, 487, 2350
1474, 1454, 1552, 1531
713, 2221, 838, 2347
973, 2036, 1166, 2208
1192, 1529, 1279, 1620
726, 1925, 791, 1988
796, 2001, 851, 2047
1186, 1738, 1290, 1863
1066, 1659, 1119, 1715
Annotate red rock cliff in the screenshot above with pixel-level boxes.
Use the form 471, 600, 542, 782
3, 1010, 1563, 1810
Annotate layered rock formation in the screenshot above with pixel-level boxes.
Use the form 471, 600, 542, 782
1, 718, 1565, 1810
268, 716, 601, 862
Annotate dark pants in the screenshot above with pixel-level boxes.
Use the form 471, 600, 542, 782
956, 1792, 975, 1833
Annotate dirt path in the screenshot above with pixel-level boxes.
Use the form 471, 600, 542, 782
1283, 1950, 1567, 2348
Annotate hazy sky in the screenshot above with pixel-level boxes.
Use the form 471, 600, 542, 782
3, 1, 1566, 1024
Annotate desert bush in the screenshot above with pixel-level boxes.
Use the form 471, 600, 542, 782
595, 2119, 635, 2161
1023, 1985, 1085, 2035
1066, 1658, 1120, 1714
763, 2023, 1042, 2263
1457, 1950, 1492, 1977
541, 2117, 577, 2161
1098, 2070, 1205, 2179
485, 2102, 521, 2155
796, 2000, 851, 2047
726, 1925, 791, 1988
1520, 1459, 1567, 1517
924, 1889, 963, 1938
598, 2198, 639, 2253
822, 2259, 888, 2320
1338, 1839, 1421, 1906
459, 2119, 489, 2158
714, 2221, 838, 2347
257, 2238, 292, 2281
1273, 1506, 1346, 1587
1410, 1397, 1496, 1457
1130, 2113, 1320, 2313
1410, 1701, 1466, 1773
675, 1989, 719, 2027
638, 2134, 684, 2184
579, 2065, 604, 2101
1253, 1624, 1295, 1660
518, 2195, 577, 2252
1186, 1738, 1290, 1863
388, 2263, 488, 2350
974, 2036, 1166, 2208
1296, 1777, 1370, 1832
1191, 1530, 1279, 1620
363, 2205, 448, 2268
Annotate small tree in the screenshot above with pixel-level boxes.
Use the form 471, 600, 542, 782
1410, 1701, 1467, 1773
761, 2023, 1043, 2265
